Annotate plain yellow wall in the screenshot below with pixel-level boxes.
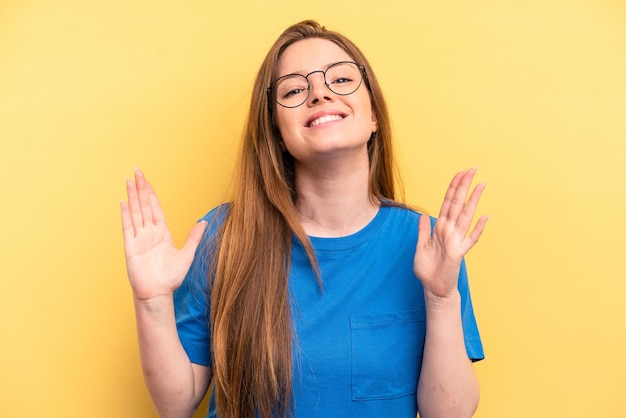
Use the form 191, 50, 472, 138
1, 0, 625, 417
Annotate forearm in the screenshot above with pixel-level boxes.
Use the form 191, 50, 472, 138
417, 290, 479, 418
134, 295, 208, 418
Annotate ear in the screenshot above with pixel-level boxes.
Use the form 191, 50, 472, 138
279, 140, 287, 152
371, 109, 378, 133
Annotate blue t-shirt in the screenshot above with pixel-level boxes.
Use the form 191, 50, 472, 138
174, 204, 484, 417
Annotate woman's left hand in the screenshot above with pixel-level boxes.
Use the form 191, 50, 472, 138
414, 168, 488, 301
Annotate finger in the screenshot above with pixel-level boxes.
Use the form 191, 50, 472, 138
134, 169, 154, 226
416, 213, 432, 249
462, 215, 489, 253
447, 168, 477, 222
438, 170, 465, 220
120, 200, 135, 243
455, 182, 486, 233
146, 179, 166, 225
181, 221, 208, 261
126, 177, 143, 232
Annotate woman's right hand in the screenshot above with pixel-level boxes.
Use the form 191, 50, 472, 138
121, 169, 207, 303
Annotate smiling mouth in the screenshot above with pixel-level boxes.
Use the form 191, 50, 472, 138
308, 114, 345, 128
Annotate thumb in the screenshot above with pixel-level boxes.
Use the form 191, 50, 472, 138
181, 220, 208, 258
417, 213, 431, 249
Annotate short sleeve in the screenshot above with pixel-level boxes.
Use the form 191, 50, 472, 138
457, 258, 485, 361
173, 206, 228, 367
174, 256, 212, 366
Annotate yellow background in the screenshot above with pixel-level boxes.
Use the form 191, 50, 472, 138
1, 0, 625, 416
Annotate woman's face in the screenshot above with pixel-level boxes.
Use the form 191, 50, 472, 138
274, 38, 377, 165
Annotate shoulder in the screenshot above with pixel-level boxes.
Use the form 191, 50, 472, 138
184, 204, 230, 285
380, 202, 435, 226
195, 203, 231, 242
199, 203, 230, 226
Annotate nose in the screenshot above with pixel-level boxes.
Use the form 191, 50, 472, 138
306, 71, 333, 105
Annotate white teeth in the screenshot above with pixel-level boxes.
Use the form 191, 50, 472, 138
309, 114, 343, 127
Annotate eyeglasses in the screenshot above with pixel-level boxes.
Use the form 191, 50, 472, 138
268, 61, 366, 109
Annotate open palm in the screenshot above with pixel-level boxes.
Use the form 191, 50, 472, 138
121, 170, 206, 301
414, 169, 488, 299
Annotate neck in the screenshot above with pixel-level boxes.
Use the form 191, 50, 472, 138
294, 151, 379, 238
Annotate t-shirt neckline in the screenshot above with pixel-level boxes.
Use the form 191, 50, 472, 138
295, 205, 393, 252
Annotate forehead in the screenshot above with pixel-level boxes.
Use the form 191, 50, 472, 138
277, 38, 354, 76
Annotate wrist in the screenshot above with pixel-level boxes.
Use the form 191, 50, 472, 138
133, 293, 175, 314
423, 288, 461, 313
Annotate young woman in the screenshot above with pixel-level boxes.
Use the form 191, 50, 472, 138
121, 20, 488, 418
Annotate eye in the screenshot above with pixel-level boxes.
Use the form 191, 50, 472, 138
331, 77, 353, 85
326, 63, 360, 87
283, 87, 307, 98
276, 75, 309, 100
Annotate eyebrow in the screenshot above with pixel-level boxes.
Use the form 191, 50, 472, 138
276, 62, 339, 79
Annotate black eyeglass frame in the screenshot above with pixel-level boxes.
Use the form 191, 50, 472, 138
266, 61, 367, 110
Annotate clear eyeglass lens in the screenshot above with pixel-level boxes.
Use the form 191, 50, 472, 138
274, 62, 362, 108
325, 62, 362, 95
275, 75, 309, 108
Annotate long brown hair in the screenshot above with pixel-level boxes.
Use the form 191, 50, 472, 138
209, 20, 401, 418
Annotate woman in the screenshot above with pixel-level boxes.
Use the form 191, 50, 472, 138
121, 20, 487, 418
